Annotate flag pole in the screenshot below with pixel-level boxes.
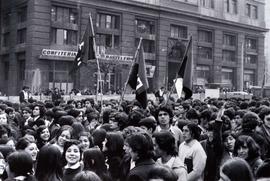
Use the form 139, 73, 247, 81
118, 37, 143, 110
166, 35, 192, 104
89, 13, 103, 110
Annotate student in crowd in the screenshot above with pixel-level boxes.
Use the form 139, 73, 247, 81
233, 135, 263, 175
155, 105, 183, 146
62, 140, 83, 181
147, 165, 178, 181
50, 125, 72, 153
15, 138, 38, 163
153, 131, 187, 181
178, 123, 207, 181
126, 132, 157, 181
219, 157, 254, 181
5, 151, 36, 181
78, 131, 93, 152
102, 132, 125, 181
35, 145, 63, 181
83, 148, 112, 181
35, 125, 50, 149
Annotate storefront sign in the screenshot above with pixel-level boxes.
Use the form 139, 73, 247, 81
41, 49, 77, 58
96, 54, 133, 62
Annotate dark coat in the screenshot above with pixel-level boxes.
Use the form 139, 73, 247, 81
127, 158, 157, 181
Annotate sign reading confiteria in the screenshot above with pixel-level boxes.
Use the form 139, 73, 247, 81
41, 49, 77, 57
96, 54, 133, 62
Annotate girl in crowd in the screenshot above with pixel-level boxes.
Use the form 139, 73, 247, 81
15, 138, 38, 162
35, 145, 63, 181
78, 131, 93, 152
83, 148, 112, 181
92, 128, 107, 150
178, 123, 207, 181
220, 130, 236, 166
102, 132, 125, 181
35, 125, 50, 149
62, 140, 83, 181
233, 135, 263, 175
50, 125, 72, 153
153, 131, 187, 181
219, 157, 254, 181
5, 151, 36, 181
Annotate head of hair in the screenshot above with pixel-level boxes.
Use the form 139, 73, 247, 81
157, 105, 173, 119
220, 158, 254, 181
138, 117, 157, 132
73, 170, 101, 181
147, 165, 178, 181
126, 132, 154, 160
185, 123, 201, 140
32, 103, 46, 117
92, 129, 107, 150
242, 112, 259, 131
15, 137, 33, 150
83, 148, 107, 175
256, 159, 270, 179
62, 139, 81, 166
186, 108, 200, 123
35, 145, 63, 181
233, 135, 260, 160
105, 132, 124, 157
153, 131, 177, 156
71, 122, 85, 140
114, 112, 129, 130
259, 107, 270, 122
7, 151, 33, 176
68, 109, 82, 118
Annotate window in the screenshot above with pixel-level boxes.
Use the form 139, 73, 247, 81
225, 0, 238, 14
232, 0, 237, 14
198, 29, 212, 43
96, 34, 120, 48
96, 13, 120, 30
244, 69, 255, 87
246, 4, 258, 19
3, 32, 10, 47
170, 25, 188, 39
17, 29, 27, 44
18, 59, 25, 81
252, 5, 258, 19
245, 54, 257, 64
17, 6, 27, 23
200, 0, 214, 9
135, 19, 155, 34
246, 4, 251, 17
135, 39, 155, 53
222, 50, 235, 62
221, 68, 234, 84
198, 46, 212, 59
196, 65, 210, 79
4, 61, 9, 80
223, 33, 236, 46
3, 12, 11, 26
246, 38, 257, 50
51, 6, 78, 24
51, 28, 77, 45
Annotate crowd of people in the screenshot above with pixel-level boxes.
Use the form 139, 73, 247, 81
0, 92, 269, 181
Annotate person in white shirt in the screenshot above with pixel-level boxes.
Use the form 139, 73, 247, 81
179, 123, 207, 181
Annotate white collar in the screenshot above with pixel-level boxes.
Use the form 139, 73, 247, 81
13, 176, 26, 181
65, 162, 80, 169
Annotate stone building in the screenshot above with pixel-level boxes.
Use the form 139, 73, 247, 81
0, 0, 267, 95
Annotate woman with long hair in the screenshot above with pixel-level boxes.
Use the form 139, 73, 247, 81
220, 157, 254, 181
78, 131, 94, 152
36, 125, 50, 149
50, 125, 72, 153
233, 135, 263, 175
83, 148, 112, 181
102, 132, 125, 180
35, 145, 63, 181
15, 138, 38, 163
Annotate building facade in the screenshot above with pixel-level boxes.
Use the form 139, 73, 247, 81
0, 0, 267, 95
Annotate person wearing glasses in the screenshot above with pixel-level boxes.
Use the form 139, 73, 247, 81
155, 105, 183, 147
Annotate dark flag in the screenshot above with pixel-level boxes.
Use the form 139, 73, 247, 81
175, 36, 193, 99
128, 42, 149, 109
69, 18, 95, 75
